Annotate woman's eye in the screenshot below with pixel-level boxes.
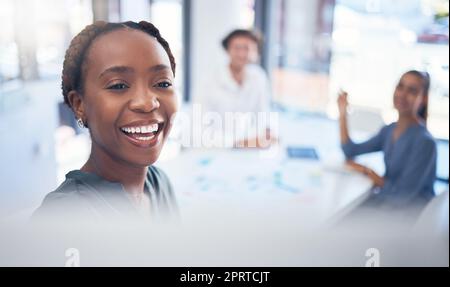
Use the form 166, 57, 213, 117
107, 83, 129, 90
155, 81, 172, 89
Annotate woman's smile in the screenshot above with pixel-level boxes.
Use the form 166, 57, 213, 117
65, 28, 178, 167
119, 120, 165, 149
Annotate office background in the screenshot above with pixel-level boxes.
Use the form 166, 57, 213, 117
0, 0, 448, 220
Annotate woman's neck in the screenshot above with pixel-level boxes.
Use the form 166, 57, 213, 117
81, 144, 147, 195
392, 114, 420, 142
397, 113, 420, 129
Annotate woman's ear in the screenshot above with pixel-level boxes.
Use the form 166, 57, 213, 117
422, 94, 428, 106
67, 90, 85, 120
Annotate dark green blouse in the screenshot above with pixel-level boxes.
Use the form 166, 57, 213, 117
32, 166, 178, 223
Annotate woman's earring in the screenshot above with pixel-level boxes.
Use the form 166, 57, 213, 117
76, 118, 85, 128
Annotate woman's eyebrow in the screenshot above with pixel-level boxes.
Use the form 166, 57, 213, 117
148, 64, 172, 73
98, 66, 134, 79
98, 65, 170, 78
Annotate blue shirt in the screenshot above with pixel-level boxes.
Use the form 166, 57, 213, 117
342, 122, 437, 207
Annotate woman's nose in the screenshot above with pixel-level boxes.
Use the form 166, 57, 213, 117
129, 87, 160, 113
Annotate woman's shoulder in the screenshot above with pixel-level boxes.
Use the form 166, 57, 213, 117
382, 122, 396, 131
384, 122, 436, 145
31, 176, 90, 221
246, 64, 268, 79
42, 177, 84, 201
413, 124, 437, 148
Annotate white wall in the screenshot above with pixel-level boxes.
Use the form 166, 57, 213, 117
120, 0, 150, 22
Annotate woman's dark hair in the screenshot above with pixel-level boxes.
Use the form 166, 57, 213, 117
62, 21, 176, 108
221, 29, 263, 52
403, 70, 431, 122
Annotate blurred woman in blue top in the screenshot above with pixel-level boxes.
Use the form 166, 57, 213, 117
337, 70, 437, 211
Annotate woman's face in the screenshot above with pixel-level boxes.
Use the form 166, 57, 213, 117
227, 36, 258, 69
393, 73, 426, 117
80, 29, 177, 167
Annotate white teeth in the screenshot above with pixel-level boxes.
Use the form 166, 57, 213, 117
148, 124, 158, 133
135, 135, 155, 141
121, 124, 161, 134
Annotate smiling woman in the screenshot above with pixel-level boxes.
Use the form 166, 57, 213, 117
32, 21, 179, 224
337, 70, 437, 219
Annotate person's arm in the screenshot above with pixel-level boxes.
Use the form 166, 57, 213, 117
337, 90, 351, 145
365, 168, 385, 187
338, 91, 385, 186
234, 128, 276, 149
338, 91, 386, 158
346, 160, 385, 187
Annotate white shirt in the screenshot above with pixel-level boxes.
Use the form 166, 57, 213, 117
201, 64, 271, 115
197, 64, 272, 146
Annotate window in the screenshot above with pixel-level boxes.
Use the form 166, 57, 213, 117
260, 0, 448, 139
264, 0, 336, 112
329, 0, 449, 139
0, 0, 19, 84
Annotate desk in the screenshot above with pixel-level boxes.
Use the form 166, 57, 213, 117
158, 113, 374, 226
